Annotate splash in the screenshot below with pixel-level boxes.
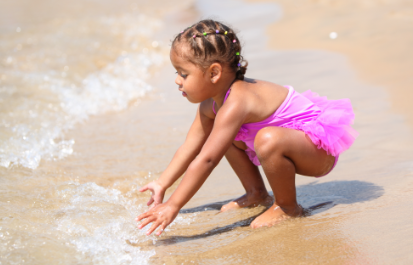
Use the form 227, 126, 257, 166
0, 14, 165, 169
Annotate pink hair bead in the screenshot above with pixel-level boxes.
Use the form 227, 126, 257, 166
193, 35, 196, 38
233, 39, 237, 43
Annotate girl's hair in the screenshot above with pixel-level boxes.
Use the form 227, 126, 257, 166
172, 19, 248, 80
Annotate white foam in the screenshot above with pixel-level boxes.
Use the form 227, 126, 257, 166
0, 14, 165, 169
55, 182, 156, 264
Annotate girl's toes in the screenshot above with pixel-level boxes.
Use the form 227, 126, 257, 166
250, 219, 263, 229
220, 201, 240, 212
250, 220, 257, 229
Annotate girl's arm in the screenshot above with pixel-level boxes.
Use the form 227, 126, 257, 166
139, 102, 215, 208
137, 98, 247, 235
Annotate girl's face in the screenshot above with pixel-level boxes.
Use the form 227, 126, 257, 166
170, 46, 215, 103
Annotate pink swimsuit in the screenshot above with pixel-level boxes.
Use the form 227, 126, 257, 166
213, 86, 358, 177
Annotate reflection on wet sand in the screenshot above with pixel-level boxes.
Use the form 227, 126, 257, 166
148, 180, 383, 264
153, 213, 359, 264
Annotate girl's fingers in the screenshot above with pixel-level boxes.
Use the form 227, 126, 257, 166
147, 197, 154, 206
139, 185, 148, 192
136, 210, 153, 222
150, 201, 161, 210
146, 221, 161, 235
138, 215, 156, 229
156, 222, 167, 236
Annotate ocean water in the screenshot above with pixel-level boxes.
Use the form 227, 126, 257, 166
0, 1, 188, 264
0, 11, 165, 169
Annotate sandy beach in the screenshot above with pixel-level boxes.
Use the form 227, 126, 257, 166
256, 0, 413, 127
1, 0, 413, 264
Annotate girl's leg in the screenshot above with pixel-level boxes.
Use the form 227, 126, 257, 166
220, 143, 273, 212
250, 127, 335, 228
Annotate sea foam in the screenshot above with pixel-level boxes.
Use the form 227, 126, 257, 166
0, 14, 165, 169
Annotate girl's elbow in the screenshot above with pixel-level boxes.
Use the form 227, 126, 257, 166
191, 156, 219, 170
204, 157, 218, 168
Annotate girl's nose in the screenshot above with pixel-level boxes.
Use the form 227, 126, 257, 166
175, 75, 182, 86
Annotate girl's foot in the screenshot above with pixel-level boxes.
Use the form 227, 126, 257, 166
250, 204, 303, 228
220, 192, 273, 212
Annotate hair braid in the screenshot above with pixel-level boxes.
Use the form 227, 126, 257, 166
172, 19, 248, 80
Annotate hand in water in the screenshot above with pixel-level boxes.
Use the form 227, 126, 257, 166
139, 181, 165, 209
136, 202, 179, 236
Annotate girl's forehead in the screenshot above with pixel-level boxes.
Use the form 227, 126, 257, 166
171, 43, 191, 58
170, 49, 185, 67
170, 46, 193, 68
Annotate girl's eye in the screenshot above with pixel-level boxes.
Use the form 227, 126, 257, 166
175, 71, 187, 78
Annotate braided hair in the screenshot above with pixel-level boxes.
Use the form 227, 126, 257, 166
172, 20, 248, 80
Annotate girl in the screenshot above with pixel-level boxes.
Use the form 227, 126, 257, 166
136, 20, 358, 236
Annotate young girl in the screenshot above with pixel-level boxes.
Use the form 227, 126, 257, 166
136, 20, 358, 236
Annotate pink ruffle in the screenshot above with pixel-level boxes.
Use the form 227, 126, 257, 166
281, 90, 359, 156
245, 148, 260, 166
234, 127, 249, 141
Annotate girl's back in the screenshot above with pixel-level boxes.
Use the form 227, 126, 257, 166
208, 79, 289, 125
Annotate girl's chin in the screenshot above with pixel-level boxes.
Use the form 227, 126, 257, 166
185, 96, 200, 104
180, 92, 201, 103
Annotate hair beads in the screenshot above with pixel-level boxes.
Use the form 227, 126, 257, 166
185, 28, 238, 45
173, 20, 248, 80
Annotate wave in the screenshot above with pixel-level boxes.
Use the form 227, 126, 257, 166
0, 14, 165, 169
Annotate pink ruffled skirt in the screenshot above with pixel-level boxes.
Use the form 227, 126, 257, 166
235, 86, 358, 168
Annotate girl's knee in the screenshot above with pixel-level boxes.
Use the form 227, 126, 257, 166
254, 127, 286, 158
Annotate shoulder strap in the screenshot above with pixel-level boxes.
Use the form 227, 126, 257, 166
223, 88, 231, 103
212, 88, 231, 115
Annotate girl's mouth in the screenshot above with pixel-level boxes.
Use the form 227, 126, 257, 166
182, 92, 187, 97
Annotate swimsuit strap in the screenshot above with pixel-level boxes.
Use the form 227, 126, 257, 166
223, 88, 231, 103
212, 88, 231, 115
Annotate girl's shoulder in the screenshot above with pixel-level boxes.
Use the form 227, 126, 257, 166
200, 79, 289, 122
230, 78, 288, 103
228, 79, 290, 124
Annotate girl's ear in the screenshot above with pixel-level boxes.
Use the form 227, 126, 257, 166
209, 63, 222, 84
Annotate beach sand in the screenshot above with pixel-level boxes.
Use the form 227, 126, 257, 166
254, 0, 413, 127
1, 0, 413, 264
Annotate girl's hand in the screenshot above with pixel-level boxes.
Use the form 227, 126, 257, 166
136, 202, 179, 236
139, 180, 166, 209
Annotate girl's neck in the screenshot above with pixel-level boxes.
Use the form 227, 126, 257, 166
212, 76, 238, 107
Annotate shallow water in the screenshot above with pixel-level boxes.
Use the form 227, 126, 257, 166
0, 0, 181, 263
0, 0, 169, 169
1, 0, 413, 264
